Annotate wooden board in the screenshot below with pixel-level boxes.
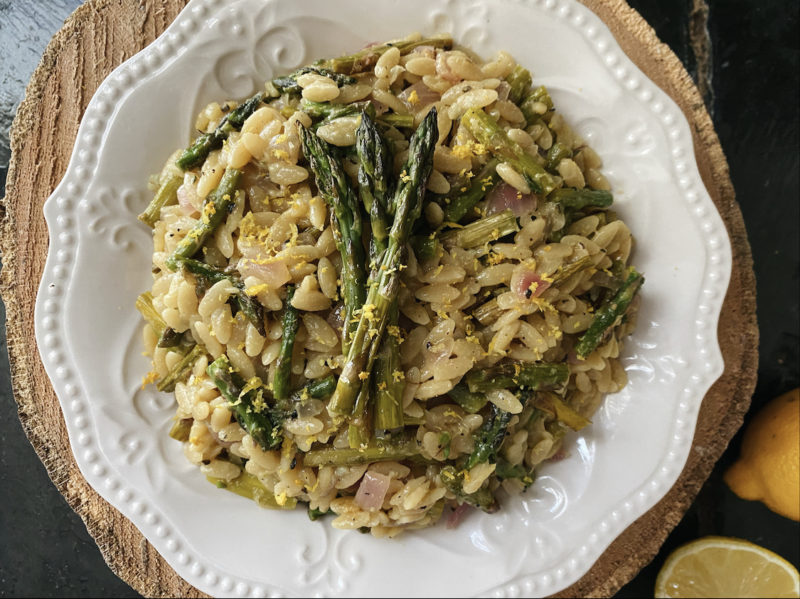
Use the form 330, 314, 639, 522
0, 1, 757, 596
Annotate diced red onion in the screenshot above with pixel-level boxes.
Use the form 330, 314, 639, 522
398, 81, 440, 110
436, 52, 461, 83
412, 45, 436, 59
512, 269, 550, 299
486, 182, 538, 218
446, 502, 472, 529
355, 472, 392, 511
177, 182, 199, 216
238, 259, 291, 289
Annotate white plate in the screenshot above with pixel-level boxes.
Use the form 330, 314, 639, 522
34, 0, 731, 596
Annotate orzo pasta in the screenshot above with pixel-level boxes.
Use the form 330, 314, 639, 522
137, 33, 643, 537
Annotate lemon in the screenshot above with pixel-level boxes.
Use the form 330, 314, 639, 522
655, 536, 800, 598
724, 388, 800, 521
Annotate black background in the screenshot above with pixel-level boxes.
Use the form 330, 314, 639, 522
1, 1, 797, 596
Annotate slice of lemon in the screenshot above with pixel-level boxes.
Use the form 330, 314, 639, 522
655, 536, 800, 598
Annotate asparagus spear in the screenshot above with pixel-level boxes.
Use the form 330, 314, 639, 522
299, 125, 367, 352
168, 418, 193, 442
356, 110, 393, 260
301, 100, 412, 130
545, 141, 572, 172
136, 292, 167, 336
472, 297, 501, 326
494, 458, 536, 489
138, 175, 182, 227
321, 34, 453, 75
289, 375, 337, 402
465, 362, 569, 394
206, 355, 283, 450
409, 234, 440, 262
520, 85, 554, 126
440, 209, 519, 249
273, 285, 299, 402
534, 391, 591, 431
327, 108, 438, 416
439, 466, 499, 513
157, 345, 206, 392
447, 383, 488, 414
165, 167, 242, 271
575, 266, 643, 358
180, 258, 266, 336
302, 436, 420, 467
441, 158, 501, 223
506, 65, 532, 105
307, 507, 333, 521
207, 471, 297, 509
461, 108, 558, 195
548, 188, 613, 211
373, 303, 404, 433
272, 66, 356, 94
464, 402, 515, 470
176, 94, 264, 170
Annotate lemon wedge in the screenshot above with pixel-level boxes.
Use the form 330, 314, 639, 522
655, 536, 800, 598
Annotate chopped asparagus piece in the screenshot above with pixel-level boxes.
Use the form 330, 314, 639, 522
328, 109, 438, 416
176, 94, 264, 170
273, 285, 299, 402
157, 345, 206, 392
465, 362, 569, 394
165, 167, 242, 271
138, 175, 182, 227
505, 65, 532, 105
440, 209, 519, 249
168, 418, 192, 442
447, 383, 488, 414
461, 108, 558, 195
303, 437, 420, 467
441, 158, 501, 224
575, 267, 643, 358
322, 34, 453, 75
207, 472, 297, 510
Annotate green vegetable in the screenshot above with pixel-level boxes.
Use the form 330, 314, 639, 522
207, 472, 297, 510
439, 466, 498, 513
575, 267, 643, 358
307, 507, 333, 521
465, 362, 569, 394
441, 158, 501, 224
440, 209, 519, 249
520, 85, 554, 126
180, 258, 265, 336
546, 141, 572, 172
273, 286, 299, 402
176, 94, 264, 170
299, 125, 367, 353
138, 175, 182, 227
505, 65, 532, 105
168, 418, 192, 442
321, 34, 453, 74
165, 167, 243, 270
548, 188, 613, 212
272, 66, 356, 94
533, 392, 591, 431
157, 345, 206, 393
465, 402, 517, 470
289, 375, 337, 403
461, 108, 558, 195
447, 383, 488, 414
206, 355, 283, 450
327, 108, 438, 417
303, 437, 421, 467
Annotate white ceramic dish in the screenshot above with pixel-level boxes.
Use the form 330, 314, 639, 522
34, 0, 732, 596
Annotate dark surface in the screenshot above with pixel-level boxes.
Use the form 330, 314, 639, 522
0, 1, 797, 597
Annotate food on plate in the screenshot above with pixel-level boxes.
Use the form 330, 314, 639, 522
724, 387, 800, 521
654, 536, 800, 598
137, 33, 643, 537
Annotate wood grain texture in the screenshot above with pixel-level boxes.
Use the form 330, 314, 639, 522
0, 1, 757, 597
